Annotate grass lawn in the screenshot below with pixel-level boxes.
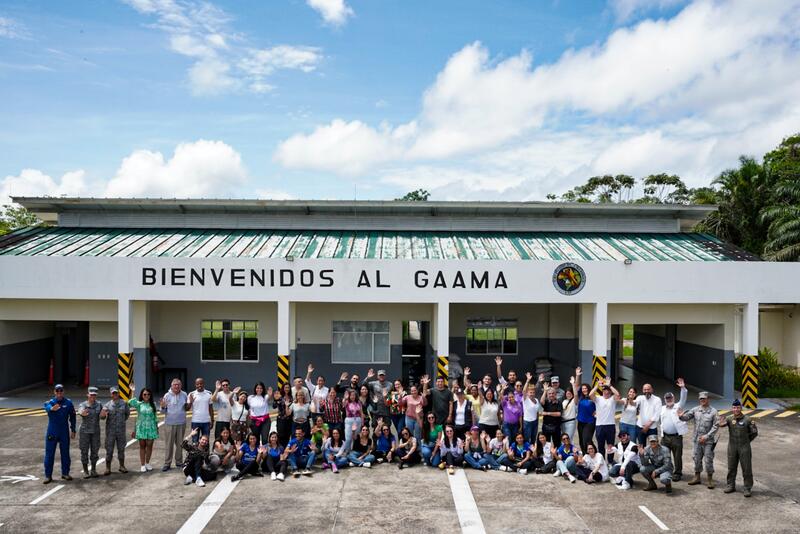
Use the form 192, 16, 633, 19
623, 323, 633, 341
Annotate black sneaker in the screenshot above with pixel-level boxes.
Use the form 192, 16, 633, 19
161, 465, 171, 472
43, 477, 53, 484
231, 474, 242, 482
254, 471, 264, 477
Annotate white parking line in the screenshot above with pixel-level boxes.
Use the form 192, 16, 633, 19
175, 475, 239, 534
95, 421, 165, 470
639, 505, 669, 531
447, 470, 487, 534
29, 484, 64, 505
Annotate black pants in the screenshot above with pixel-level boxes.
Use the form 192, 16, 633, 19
236, 460, 260, 477
276, 418, 293, 447
542, 424, 561, 447
577, 421, 596, 453
374, 450, 391, 462
531, 458, 557, 473
397, 451, 420, 467
250, 418, 270, 446
183, 456, 216, 482
576, 465, 602, 482
444, 452, 464, 467
262, 455, 288, 475
501, 456, 534, 470
478, 424, 499, 437
454, 424, 470, 441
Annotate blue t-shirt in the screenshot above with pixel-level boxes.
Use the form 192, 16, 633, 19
510, 441, 530, 458
577, 397, 596, 424
376, 434, 395, 453
267, 445, 284, 458
240, 443, 258, 464
557, 444, 578, 460
287, 438, 313, 457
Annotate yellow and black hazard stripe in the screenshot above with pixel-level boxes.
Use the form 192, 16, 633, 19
592, 355, 607, 386
741, 354, 758, 409
118, 352, 134, 401
437, 355, 448, 381
277, 355, 290, 388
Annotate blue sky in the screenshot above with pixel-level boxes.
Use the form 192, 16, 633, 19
1, 0, 799, 203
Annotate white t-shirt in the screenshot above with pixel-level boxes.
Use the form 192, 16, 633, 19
479, 402, 500, 426
213, 391, 232, 423
619, 400, 638, 426
248, 394, 269, 418
636, 394, 663, 428
231, 401, 249, 423
583, 452, 609, 480
189, 389, 213, 423
523, 397, 542, 422
594, 395, 616, 426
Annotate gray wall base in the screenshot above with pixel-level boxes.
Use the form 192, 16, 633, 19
0, 337, 52, 393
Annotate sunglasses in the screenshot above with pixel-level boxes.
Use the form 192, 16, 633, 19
382, 428, 390, 432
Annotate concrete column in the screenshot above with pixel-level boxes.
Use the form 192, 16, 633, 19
277, 300, 290, 387
435, 302, 449, 380
741, 302, 760, 408
592, 302, 608, 385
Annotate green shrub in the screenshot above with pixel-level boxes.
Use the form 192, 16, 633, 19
734, 347, 800, 396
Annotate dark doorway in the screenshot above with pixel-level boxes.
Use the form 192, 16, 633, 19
54, 322, 89, 386
402, 320, 428, 387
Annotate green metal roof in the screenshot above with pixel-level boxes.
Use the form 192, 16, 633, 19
0, 227, 757, 261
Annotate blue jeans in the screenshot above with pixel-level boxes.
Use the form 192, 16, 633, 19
288, 452, 316, 471
347, 451, 376, 466
323, 448, 349, 468
502, 421, 520, 439
421, 444, 440, 466
485, 453, 506, 470
404, 416, 421, 441
344, 417, 361, 453
390, 414, 405, 435
523, 420, 538, 445
556, 456, 577, 475
191, 422, 210, 443
464, 453, 492, 469
619, 422, 638, 445
637, 426, 658, 446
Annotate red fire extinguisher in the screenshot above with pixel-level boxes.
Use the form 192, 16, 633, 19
48, 357, 54, 386
82, 358, 90, 387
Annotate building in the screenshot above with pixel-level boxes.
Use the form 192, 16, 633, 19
1, 197, 798, 407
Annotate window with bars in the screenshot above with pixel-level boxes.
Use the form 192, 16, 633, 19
332, 320, 390, 364
466, 319, 518, 355
201, 320, 259, 362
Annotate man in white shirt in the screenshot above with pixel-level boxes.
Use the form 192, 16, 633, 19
160, 379, 188, 471
608, 430, 641, 490
659, 378, 688, 481
635, 383, 662, 446
211, 379, 232, 440
305, 363, 329, 418
186, 377, 214, 443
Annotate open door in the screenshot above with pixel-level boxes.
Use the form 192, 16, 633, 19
402, 320, 428, 387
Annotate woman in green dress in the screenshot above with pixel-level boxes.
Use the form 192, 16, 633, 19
128, 385, 159, 472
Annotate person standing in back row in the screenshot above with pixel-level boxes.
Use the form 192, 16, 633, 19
101, 386, 130, 475
658, 378, 688, 481
78, 387, 103, 478
187, 378, 214, 442
719, 399, 758, 497
211, 379, 232, 440
160, 379, 188, 472
635, 383, 662, 445
43, 384, 76, 484
678, 390, 719, 489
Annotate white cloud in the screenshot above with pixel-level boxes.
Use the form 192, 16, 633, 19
274, 0, 800, 200
1, 169, 88, 205
0, 15, 29, 39
255, 188, 295, 200
610, 0, 688, 22
104, 140, 247, 197
123, 0, 322, 95
306, 0, 354, 26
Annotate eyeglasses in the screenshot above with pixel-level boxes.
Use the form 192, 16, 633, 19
382, 428, 390, 432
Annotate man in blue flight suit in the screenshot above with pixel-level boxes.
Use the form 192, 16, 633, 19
43, 384, 77, 484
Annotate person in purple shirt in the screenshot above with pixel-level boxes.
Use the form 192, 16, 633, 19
501, 392, 522, 439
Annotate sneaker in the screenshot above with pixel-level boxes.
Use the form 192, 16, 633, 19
302, 469, 312, 476
196, 478, 206, 487
349, 462, 355, 467
43, 477, 53, 485
184, 475, 193, 485
230, 467, 239, 475
744, 489, 752, 498
331, 463, 338, 473
620, 481, 631, 490
145, 464, 153, 471
61, 475, 73, 481
277, 473, 285, 481
398, 463, 404, 470
518, 469, 528, 475
438, 462, 446, 470
293, 471, 301, 478
161, 465, 171, 472
140, 466, 147, 473
552, 471, 561, 477
231, 474, 242, 482
568, 474, 576, 483
499, 466, 509, 472
119, 466, 128, 474
82, 470, 91, 479
376, 458, 384, 464
448, 467, 455, 475
483, 465, 489, 471
614, 476, 623, 485
271, 472, 277, 481
362, 462, 371, 469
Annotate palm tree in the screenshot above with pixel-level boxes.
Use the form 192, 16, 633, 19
761, 134, 800, 261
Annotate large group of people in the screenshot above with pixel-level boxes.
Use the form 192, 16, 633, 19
42, 357, 759, 497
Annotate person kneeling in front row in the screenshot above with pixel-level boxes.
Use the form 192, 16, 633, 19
182, 428, 217, 487
639, 434, 673, 493
608, 430, 640, 490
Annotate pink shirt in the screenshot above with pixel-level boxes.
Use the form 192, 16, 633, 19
345, 401, 362, 419
401, 394, 427, 419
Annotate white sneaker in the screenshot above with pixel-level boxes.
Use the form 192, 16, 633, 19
518, 469, 528, 475
230, 467, 239, 475
277, 473, 285, 481
184, 475, 193, 485
568, 474, 576, 483
620, 481, 631, 490
140, 466, 147, 473
196, 478, 205, 487
499, 465, 508, 472
552, 470, 561, 477
363, 462, 371, 468
349, 462, 355, 467
270, 472, 277, 481
145, 464, 153, 471
615, 476, 623, 485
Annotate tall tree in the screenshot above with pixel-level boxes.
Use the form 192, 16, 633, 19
0, 205, 41, 236
639, 173, 690, 204
761, 133, 800, 261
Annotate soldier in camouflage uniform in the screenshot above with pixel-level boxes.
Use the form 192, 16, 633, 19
101, 386, 131, 475
719, 399, 758, 497
678, 390, 719, 488
78, 387, 103, 478
639, 434, 674, 493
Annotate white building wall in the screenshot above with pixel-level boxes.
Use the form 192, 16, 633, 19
0, 320, 54, 345
148, 301, 278, 343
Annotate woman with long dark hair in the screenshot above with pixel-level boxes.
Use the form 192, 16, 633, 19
322, 427, 349, 473
261, 431, 288, 481
439, 425, 464, 475
576, 381, 596, 453
230, 388, 249, 443
531, 432, 556, 474
343, 389, 363, 453
421, 412, 443, 466
499, 432, 534, 474
618, 387, 639, 444
248, 382, 272, 446
273, 383, 293, 446
478, 388, 500, 437
358, 385, 372, 429
128, 384, 158, 472
576, 442, 609, 484
395, 427, 420, 469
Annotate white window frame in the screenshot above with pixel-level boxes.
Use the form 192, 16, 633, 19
465, 318, 518, 356
331, 320, 391, 364
200, 320, 260, 363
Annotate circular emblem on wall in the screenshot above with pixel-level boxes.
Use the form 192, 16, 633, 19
552, 262, 586, 295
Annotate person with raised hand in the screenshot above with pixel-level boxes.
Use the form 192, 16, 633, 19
421, 411, 443, 466
210, 378, 233, 441
101, 386, 131, 475
273, 383, 293, 446
554, 433, 580, 483
128, 383, 159, 473
499, 432, 534, 475
230, 386, 249, 443
182, 428, 216, 487
42, 384, 76, 484
231, 432, 264, 482
531, 432, 556, 474
186, 377, 213, 443
373, 419, 396, 464
463, 426, 491, 471
343, 388, 364, 452
262, 431, 289, 481
439, 425, 464, 475
287, 426, 317, 477
400, 380, 427, 441
248, 381, 273, 446
347, 425, 375, 468
305, 363, 329, 422
318, 386, 345, 437
522, 374, 542, 445
395, 427, 420, 469
160, 378, 188, 472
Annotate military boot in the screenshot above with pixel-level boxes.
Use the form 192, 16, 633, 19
664, 481, 673, 494
82, 464, 91, 479
119, 462, 128, 474
687, 472, 702, 485
643, 477, 658, 491
706, 473, 715, 489
90, 467, 99, 478
103, 460, 112, 476
724, 486, 736, 494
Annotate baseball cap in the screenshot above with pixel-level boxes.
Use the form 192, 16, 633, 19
647, 434, 658, 443
550, 376, 560, 383
618, 431, 629, 438
377, 369, 386, 376
470, 425, 479, 432
732, 398, 742, 407
88, 386, 98, 395
698, 391, 709, 399
109, 386, 119, 394
54, 384, 64, 391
